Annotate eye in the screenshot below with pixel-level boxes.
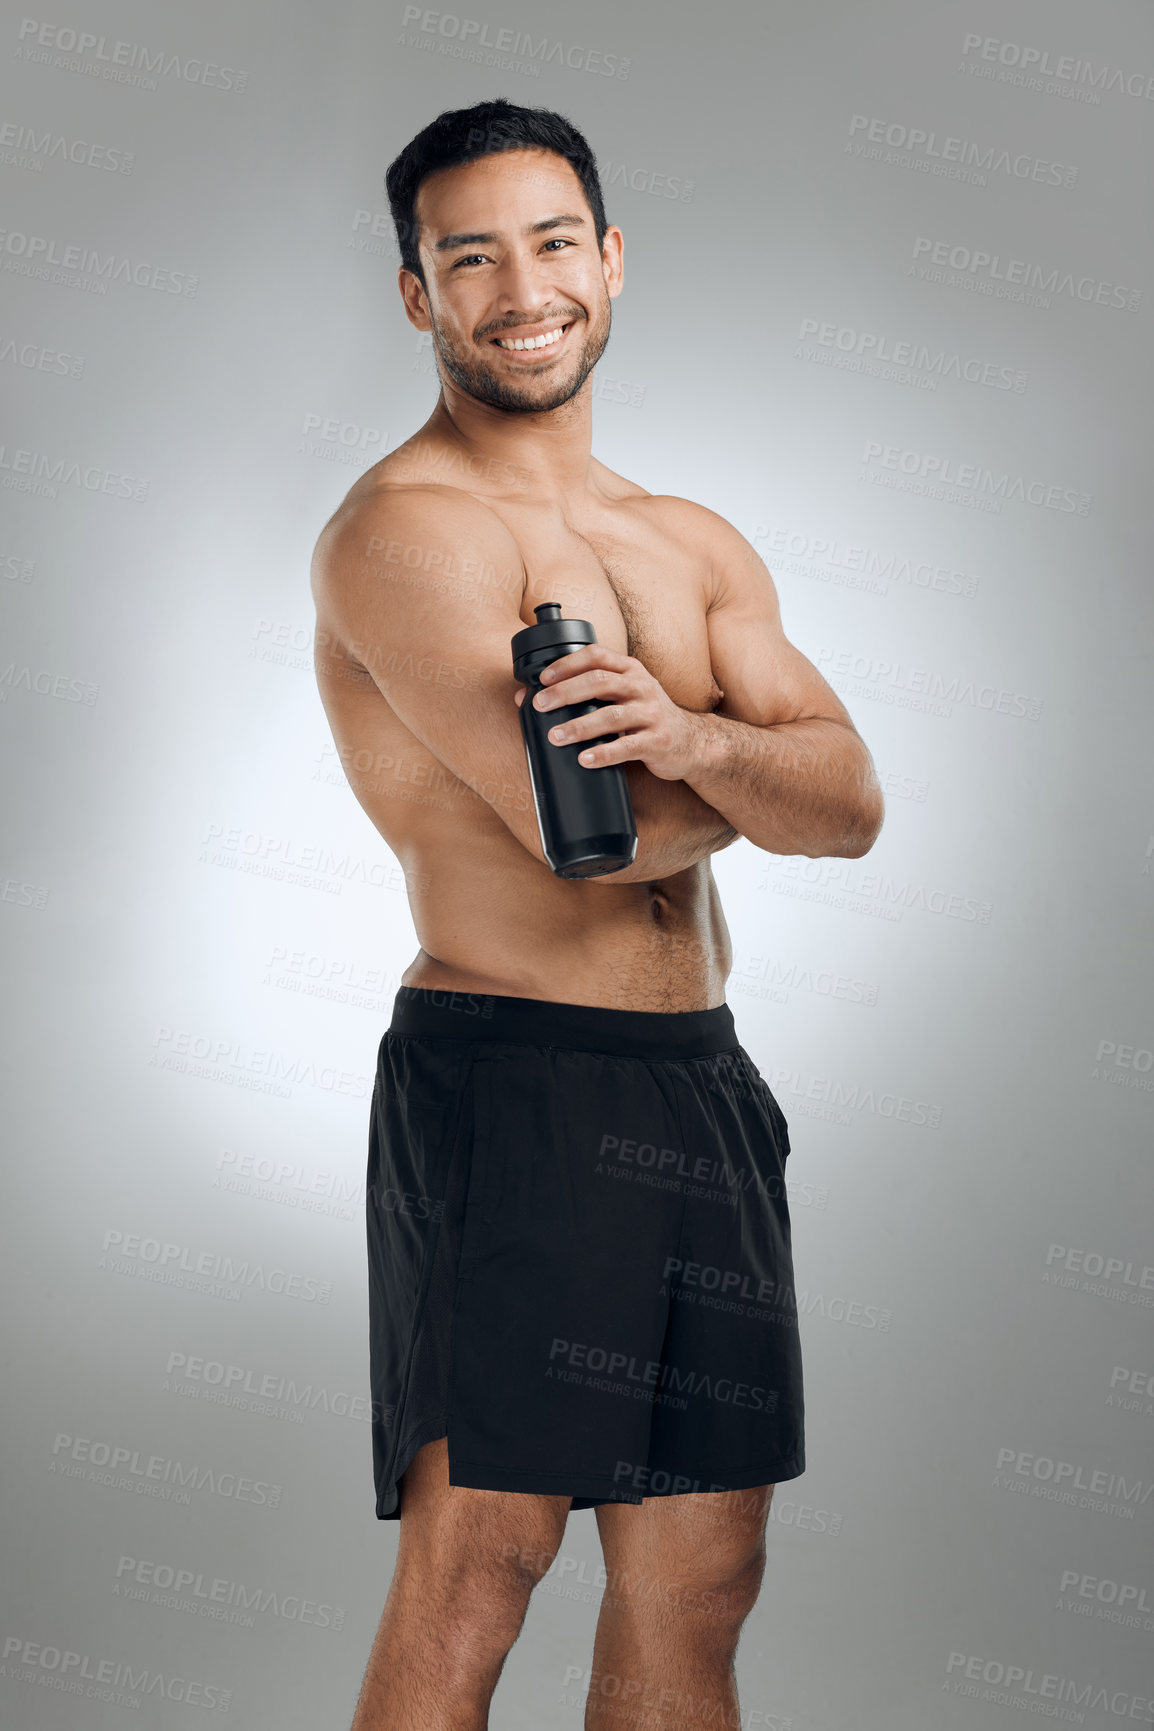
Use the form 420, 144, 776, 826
542, 238, 572, 252
453, 253, 489, 268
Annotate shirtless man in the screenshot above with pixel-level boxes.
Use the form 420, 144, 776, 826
311, 98, 883, 1731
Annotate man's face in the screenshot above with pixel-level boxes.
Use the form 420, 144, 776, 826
402, 148, 622, 415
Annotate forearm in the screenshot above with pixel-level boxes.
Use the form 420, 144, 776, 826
680, 711, 885, 859
603, 760, 739, 884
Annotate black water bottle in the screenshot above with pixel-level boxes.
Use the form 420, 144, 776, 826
511, 602, 638, 879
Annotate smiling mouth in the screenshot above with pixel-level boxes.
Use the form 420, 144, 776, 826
489, 320, 575, 356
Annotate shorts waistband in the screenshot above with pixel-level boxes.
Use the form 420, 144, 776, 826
389, 986, 739, 1059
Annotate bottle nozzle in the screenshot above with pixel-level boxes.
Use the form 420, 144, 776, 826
534, 602, 563, 622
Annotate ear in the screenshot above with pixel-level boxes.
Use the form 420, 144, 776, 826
398, 266, 432, 332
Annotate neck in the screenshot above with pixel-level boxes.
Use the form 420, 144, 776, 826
424, 380, 597, 502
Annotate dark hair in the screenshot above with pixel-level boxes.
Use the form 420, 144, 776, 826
385, 97, 608, 288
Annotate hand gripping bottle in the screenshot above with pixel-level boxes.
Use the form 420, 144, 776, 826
511, 602, 638, 879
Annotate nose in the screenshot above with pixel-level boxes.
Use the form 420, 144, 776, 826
492, 248, 557, 310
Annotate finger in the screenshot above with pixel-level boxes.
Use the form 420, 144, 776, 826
546, 704, 637, 748
575, 733, 637, 768
546, 713, 647, 761
539, 646, 633, 684
535, 669, 636, 713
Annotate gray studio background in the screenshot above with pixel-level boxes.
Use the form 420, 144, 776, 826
2, 0, 1152, 1726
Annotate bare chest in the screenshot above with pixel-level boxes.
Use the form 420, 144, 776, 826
499, 503, 722, 714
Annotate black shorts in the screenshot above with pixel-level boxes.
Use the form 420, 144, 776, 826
367, 986, 804, 1518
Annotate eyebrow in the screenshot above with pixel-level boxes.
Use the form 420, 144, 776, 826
433, 212, 588, 254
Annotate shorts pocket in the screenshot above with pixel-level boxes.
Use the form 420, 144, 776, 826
730, 1049, 791, 1160
369, 1093, 451, 1210
753, 1078, 791, 1159
456, 1059, 494, 1283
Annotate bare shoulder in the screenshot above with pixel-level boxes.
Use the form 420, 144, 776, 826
638, 492, 756, 546
588, 460, 752, 553
626, 492, 766, 605
311, 477, 525, 607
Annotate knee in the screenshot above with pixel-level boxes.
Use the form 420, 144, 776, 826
685, 1543, 767, 1633
396, 1524, 563, 1658
393, 1563, 527, 1669
439, 1580, 530, 1665
722, 1544, 768, 1624
613, 1541, 765, 1644
493, 1530, 566, 1593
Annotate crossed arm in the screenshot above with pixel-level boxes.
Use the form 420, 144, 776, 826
312, 486, 882, 885
615, 759, 741, 880
684, 506, 885, 856
683, 710, 882, 858
523, 501, 885, 863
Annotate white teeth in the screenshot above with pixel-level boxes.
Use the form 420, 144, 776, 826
496, 325, 565, 350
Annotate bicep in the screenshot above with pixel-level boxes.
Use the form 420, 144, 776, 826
313, 488, 547, 863
703, 515, 857, 731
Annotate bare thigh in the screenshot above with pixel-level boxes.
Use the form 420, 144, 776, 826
394, 1437, 573, 1604
351, 1441, 577, 1729
594, 1483, 774, 1618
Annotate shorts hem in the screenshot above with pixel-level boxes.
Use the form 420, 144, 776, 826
449, 1457, 636, 1502
447, 1448, 805, 1501
653, 1450, 807, 1489
376, 1438, 805, 1518
375, 1417, 449, 1521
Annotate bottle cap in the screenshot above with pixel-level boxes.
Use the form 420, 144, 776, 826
511, 601, 597, 668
